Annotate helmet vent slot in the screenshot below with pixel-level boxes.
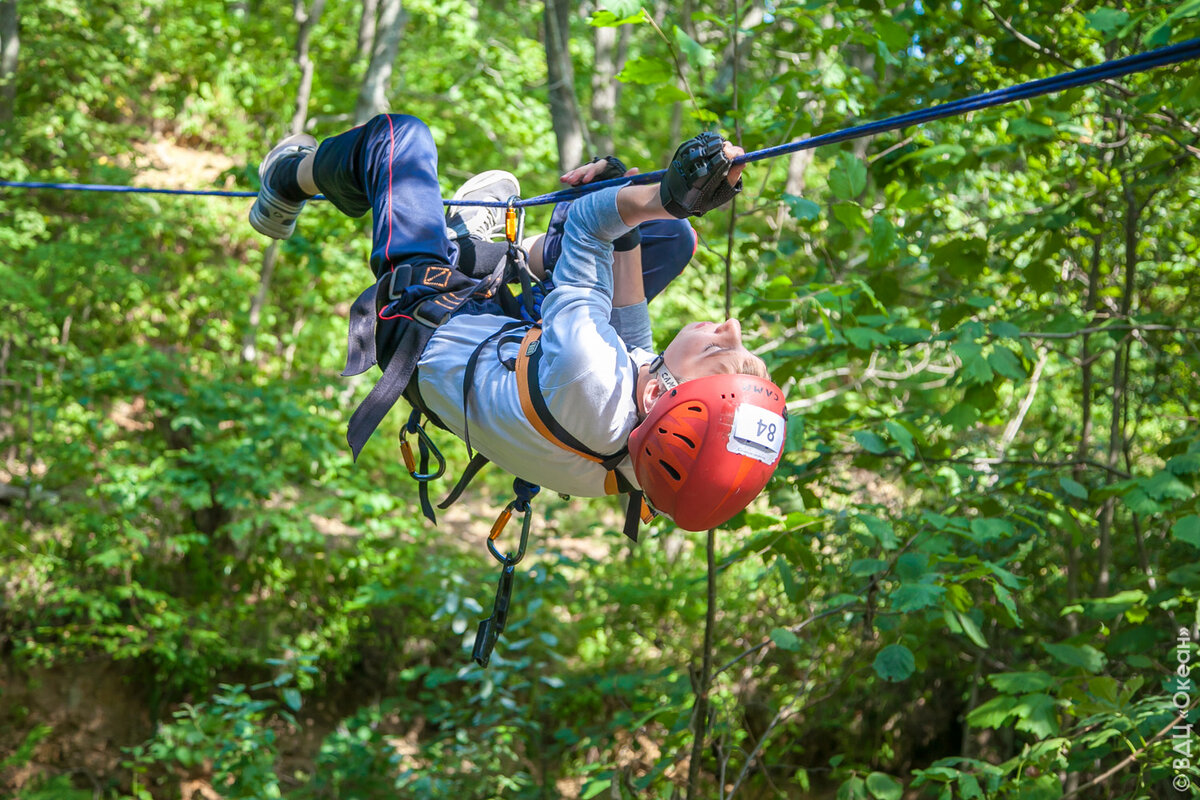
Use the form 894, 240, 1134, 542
659, 460, 681, 481
688, 404, 703, 412
672, 432, 696, 449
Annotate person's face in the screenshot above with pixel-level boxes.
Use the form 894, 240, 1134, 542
661, 318, 758, 381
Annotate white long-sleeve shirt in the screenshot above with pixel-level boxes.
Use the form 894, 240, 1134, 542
416, 187, 653, 497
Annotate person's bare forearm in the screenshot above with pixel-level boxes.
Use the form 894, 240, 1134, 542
612, 246, 646, 308
616, 184, 670, 228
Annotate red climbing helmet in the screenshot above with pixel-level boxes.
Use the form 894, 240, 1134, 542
629, 372, 787, 531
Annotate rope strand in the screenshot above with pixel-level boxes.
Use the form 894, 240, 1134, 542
3, 38, 1197, 208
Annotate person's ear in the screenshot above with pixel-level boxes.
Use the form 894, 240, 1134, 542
640, 374, 667, 416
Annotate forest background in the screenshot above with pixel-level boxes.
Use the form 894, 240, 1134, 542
2, 0, 1199, 798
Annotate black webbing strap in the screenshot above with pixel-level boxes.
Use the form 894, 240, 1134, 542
416, 430, 437, 524
347, 322, 433, 460
515, 326, 629, 472
342, 278, 383, 377
438, 452, 492, 510
623, 491, 644, 543
461, 320, 528, 457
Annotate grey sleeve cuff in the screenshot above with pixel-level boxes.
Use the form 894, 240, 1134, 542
609, 301, 653, 351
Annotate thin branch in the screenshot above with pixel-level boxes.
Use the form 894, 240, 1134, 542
1060, 697, 1200, 800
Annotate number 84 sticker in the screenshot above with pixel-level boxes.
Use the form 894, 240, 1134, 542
727, 404, 786, 465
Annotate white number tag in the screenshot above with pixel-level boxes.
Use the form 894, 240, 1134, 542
727, 404, 786, 464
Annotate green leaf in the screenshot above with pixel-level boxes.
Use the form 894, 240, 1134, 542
617, 56, 672, 85
954, 610, 989, 648
1012, 774, 1064, 800
966, 694, 1018, 728
866, 772, 903, 800
884, 420, 915, 458
869, 215, 898, 264
1041, 641, 1106, 673
653, 84, 691, 104
861, 514, 899, 550
770, 627, 802, 652
961, 354, 995, 385
1169, 0, 1200, 20
829, 152, 868, 200
1086, 7, 1130, 34
969, 518, 1013, 542
891, 582, 945, 612
1059, 477, 1088, 500
873, 644, 916, 682
890, 326, 930, 344
282, 687, 302, 711
944, 402, 979, 430
784, 194, 821, 221
1012, 693, 1059, 738
1009, 117, 1056, 140
838, 776, 869, 800
851, 558, 888, 576
1168, 452, 1200, 475
1141, 470, 1193, 501
590, 7, 646, 26
778, 558, 804, 603
673, 26, 715, 69
833, 202, 869, 231
854, 430, 888, 454
958, 773, 984, 800
1143, 19, 1171, 47
1172, 516, 1200, 548
845, 326, 893, 349
580, 778, 612, 800
990, 321, 1022, 339
989, 671, 1055, 694
993, 583, 1023, 627
988, 347, 1025, 380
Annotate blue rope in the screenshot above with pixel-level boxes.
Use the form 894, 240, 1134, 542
2, 38, 1197, 208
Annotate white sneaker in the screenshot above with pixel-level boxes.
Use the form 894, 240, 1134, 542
445, 170, 520, 241
248, 133, 317, 239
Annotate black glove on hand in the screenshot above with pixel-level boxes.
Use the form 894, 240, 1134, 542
659, 131, 742, 218
589, 155, 630, 183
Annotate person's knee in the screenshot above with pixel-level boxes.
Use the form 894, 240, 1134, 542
366, 113, 434, 149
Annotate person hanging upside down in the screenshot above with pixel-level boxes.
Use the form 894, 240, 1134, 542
248, 114, 786, 532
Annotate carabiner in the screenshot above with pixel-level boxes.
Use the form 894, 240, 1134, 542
486, 500, 531, 567
399, 422, 446, 481
504, 195, 525, 244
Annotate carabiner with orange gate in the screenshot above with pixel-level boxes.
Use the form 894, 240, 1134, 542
473, 479, 539, 667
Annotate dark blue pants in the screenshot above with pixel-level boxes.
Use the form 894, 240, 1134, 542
312, 113, 695, 301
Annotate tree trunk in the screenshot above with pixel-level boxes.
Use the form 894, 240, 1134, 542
355, 0, 406, 125
243, 0, 326, 365
290, 0, 325, 135
356, 0, 379, 63
543, 0, 585, 170
0, 0, 18, 123
1095, 173, 1140, 597
590, 24, 617, 155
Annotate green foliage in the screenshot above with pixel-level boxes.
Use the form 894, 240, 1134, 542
3, 0, 1200, 798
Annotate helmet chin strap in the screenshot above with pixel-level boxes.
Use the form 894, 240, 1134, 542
648, 354, 681, 392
